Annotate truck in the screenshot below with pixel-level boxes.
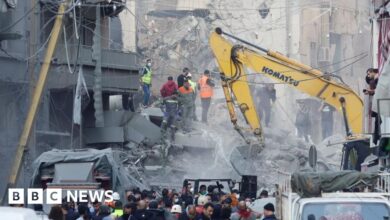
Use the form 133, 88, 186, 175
275, 171, 390, 220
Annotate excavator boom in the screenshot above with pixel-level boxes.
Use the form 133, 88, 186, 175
209, 28, 363, 149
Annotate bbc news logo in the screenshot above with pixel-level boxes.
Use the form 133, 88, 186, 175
8, 188, 114, 205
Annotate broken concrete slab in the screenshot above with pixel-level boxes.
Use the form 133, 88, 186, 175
125, 126, 146, 145
141, 107, 164, 127
104, 110, 134, 127
174, 131, 213, 149
126, 114, 162, 146
141, 107, 164, 118
84, 127, 124, 144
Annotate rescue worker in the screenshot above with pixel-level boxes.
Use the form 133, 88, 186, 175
178, 80, 195, 133
178, 67, 189, 88
140, 59, 153, 107
198, 70, 215, 123
186, 73, 198, 121
318, 102, 335, 139
262, 203, 276, 220
257, 84, 276, 127
195, 196, 209, 215
160, 76, 179, 132
171, 205, 183, 220
112, 200, 124, 219
295, 100, 310, 142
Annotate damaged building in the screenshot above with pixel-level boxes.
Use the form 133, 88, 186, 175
0, 0, 144, 197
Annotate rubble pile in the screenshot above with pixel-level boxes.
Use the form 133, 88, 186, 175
131, 0, 346, 191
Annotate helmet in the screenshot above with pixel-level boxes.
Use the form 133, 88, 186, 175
112, 192, 120, 201
171, 204, 182, 214
197, 195, 208, 206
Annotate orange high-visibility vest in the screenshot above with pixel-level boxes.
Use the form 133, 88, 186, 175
178, 86, 193, 94
198, 76, 213, 98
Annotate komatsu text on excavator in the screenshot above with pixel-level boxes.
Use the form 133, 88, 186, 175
209, 28, 368, 170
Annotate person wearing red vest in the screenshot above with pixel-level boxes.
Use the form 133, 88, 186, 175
197, 70, 215, 123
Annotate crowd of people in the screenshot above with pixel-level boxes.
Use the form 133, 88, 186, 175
141, 59, 216, 136
43, 186, 276, 220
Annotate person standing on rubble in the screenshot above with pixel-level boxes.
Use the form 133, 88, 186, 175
160, 76, 179, 131
140, 59, 153, 108
186, 73, 198, 121
318, 102, 335, 139
198, 70, 215, 123
257, 84, 276, 127
178, 68, 190, 88
295, 99, 310, 142
178, 80, 195, 133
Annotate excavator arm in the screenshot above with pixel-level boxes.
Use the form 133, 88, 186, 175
209, 28, 363, 151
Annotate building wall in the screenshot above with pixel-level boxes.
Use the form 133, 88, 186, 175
0, 1, 140, 195
297, 0, 371, 140
119, 0, 137, 52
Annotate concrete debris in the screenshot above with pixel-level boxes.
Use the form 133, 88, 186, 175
125, 114, 162, 146
174, 130, 215, 149
84, 127, 124, 144
141, 107, 164, 118
103, 110, 134, 127
125, 126, 147, 145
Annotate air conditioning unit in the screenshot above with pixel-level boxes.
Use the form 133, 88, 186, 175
318, 47, 330, 63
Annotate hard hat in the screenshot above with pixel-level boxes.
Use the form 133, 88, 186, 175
171, 204, 182, 214
113, 192, 120, 201
197, 195, 208, 206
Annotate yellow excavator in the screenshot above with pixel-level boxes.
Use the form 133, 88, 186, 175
209, 28, 369, 170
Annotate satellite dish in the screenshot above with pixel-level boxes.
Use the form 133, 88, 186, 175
309, 145, 318, 171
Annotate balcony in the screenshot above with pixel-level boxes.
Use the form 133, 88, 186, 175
43, 44, 140, 92
53, 44, 138, 71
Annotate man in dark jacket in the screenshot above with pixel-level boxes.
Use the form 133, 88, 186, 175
257, 84, 276, 127
178, 68, 189, 88
146, 200, 165, 220
262, 203, 277, 220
